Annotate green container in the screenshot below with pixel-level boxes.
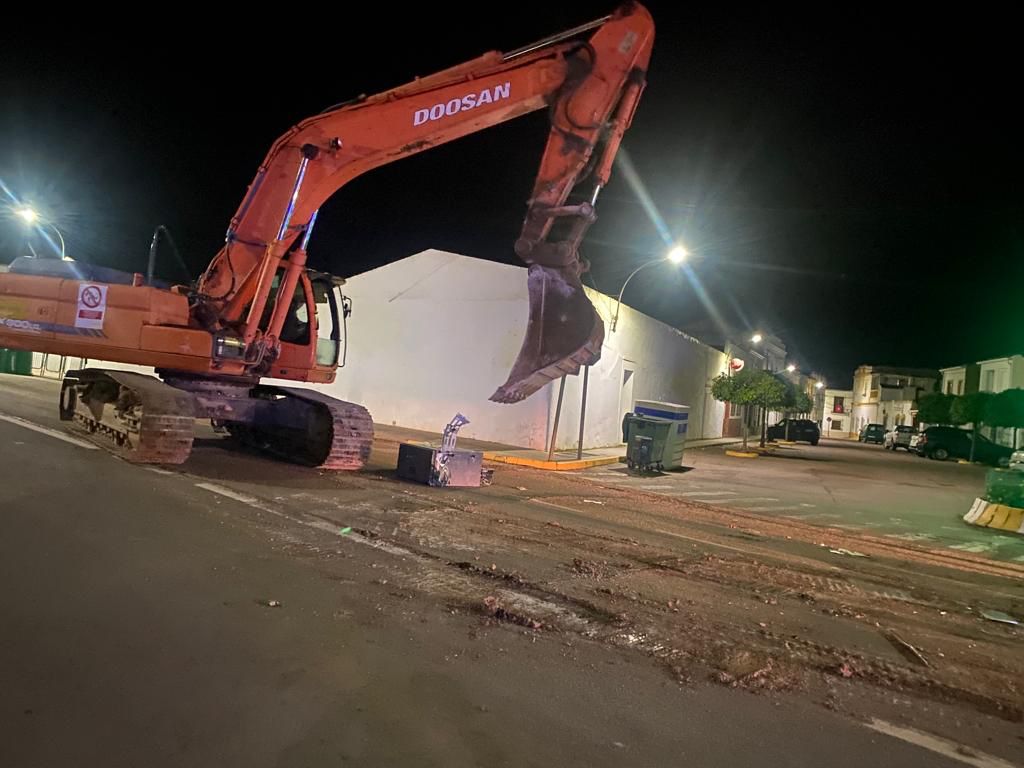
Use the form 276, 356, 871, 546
985, 468, 1024, 509
0, 348, 33, 375
623, 414, 674, 470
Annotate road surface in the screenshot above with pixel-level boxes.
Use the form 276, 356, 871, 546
571, 438, 1024, 562
1, 374, 1020, 767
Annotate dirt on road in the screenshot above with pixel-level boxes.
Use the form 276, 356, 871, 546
163, 427, 1024, 761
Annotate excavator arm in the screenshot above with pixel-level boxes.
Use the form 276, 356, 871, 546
195, 2, 654, 402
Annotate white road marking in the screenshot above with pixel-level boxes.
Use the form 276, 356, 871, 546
195, 482, 263, 506
194, 482, 414, 558
0, 413, 98, 450
675, 490, 737, 497
740, 504, 802, 512
145, 467, 176, 476
950, 542, 994, 554
865, 718, 1017, 768
726, 497, 780, 504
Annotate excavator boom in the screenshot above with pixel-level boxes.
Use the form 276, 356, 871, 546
195, 2, 654, 399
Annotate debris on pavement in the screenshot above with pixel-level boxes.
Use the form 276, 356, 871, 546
829, 548, 869, 558
516, 487, 528, 491
582, 499, 605, 505
339, 526, 352, 535
482, 595, 543, 630
258, 599, 282, 608
883, 630, 931, 667
838, 662, 855, 678
980, 609, 1020, 626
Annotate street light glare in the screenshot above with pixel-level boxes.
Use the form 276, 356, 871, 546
666, 245, 688, 264
750, 333, 763, 344
786, 364, 796, 373
815, 381, 824, 389
15, 206, 38, 224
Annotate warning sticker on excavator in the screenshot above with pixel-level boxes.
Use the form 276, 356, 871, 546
76, 284, 107, 329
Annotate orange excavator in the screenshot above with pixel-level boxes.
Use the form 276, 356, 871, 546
0, 4, 654, 469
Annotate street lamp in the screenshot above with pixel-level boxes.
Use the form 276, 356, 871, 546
750, 333, 763, 344
12, 205, 68, 260
815, 381, 824, 390
786, 364, 796, 373
611, 244, 687, 332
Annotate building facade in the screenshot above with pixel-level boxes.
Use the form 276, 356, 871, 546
851, 365, 939, 432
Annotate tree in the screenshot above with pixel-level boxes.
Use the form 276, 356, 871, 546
985, 388, 1024, 449
753, 373, 790, 447
777, 379, 813, 440
711, 369, 779, 450
950, 392, 993, 462
711, 370, 748, 449
917, 392, 953, 425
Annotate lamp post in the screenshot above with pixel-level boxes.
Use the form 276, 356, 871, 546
14, 206, 68, 260
611, 244, 687, 332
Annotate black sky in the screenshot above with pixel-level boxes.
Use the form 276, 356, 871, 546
2, 4, 1021, 387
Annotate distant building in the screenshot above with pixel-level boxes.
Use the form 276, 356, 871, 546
939, 364, 979, 396
822, 388, 855, 437
851, 365, 939, 431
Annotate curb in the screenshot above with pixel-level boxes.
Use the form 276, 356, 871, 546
482, 453, 621, 472
963, 497, 1024, 534
725, 450, 759, 459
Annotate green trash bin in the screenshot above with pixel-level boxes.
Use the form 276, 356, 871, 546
985, 468, 1024, 509
0, 347, 33, 375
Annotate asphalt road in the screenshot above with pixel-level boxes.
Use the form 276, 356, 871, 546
0, 374, 1006, 766
573, 437, 1024, 562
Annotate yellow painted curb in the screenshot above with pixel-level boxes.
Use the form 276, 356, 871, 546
776, 440, 796, 445
725, 450, 759, 459
481, 452, 620, 471
963, 498, 1024, 534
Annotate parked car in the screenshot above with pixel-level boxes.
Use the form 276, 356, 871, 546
914, 426, 1013, 466
766, 418, 820, 445
883, 425, 918, 451
859, 423, 886, 444
1009, 450, 1024, 472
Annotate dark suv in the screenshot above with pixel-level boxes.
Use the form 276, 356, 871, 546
915, 426, 1013, 466
766, 419, 820, 445
859, 423, 886, 444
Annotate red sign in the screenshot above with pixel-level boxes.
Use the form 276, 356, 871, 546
729, 357, 745, 372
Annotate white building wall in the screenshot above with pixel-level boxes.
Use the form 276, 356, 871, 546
940, 366, 966, 395
549, 289, 728, 450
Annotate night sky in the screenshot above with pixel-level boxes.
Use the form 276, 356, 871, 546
2, 4, 1020, 387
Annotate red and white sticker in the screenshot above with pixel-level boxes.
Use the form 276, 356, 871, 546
76, 283, 108, 329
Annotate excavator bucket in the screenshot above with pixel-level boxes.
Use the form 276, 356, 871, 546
489, 265, 603, 403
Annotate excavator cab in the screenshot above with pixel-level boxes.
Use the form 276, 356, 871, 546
259, 270, 348, 384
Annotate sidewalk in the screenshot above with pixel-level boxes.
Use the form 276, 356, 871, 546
373, 423, 746, 471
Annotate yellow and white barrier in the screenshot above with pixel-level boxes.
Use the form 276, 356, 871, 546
963, 498, 1024, 535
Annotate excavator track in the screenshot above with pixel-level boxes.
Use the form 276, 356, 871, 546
224, 385, 374, 470
61, 369, 196, 464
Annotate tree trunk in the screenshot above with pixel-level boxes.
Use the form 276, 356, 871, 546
970, 422, 978, 463
759, 401, 768, 448
742, 404, 749, 451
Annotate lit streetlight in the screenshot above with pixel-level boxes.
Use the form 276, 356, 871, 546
815, 381, 824, 390
12, 205, 68, 260
786, 364, 796, 373
611, 244, 688, 332
15, 206, 37, 224
750, 333, 763, 344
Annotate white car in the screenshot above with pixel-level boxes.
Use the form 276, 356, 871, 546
1010, 450, 1024, 472
883, 425, 918, 451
